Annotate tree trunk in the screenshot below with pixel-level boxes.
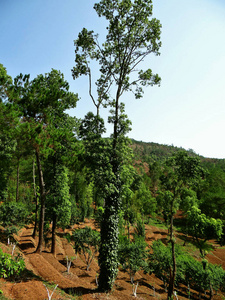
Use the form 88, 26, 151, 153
32, 158, 38, 239
167, 214, 176, 299
51, 210, 57, 257
35, 150, 46, 254
16, 160, 20, 201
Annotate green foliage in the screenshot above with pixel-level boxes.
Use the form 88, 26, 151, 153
79, 112, 115, 200
72, 227, 100, 271
0, 201, 30, 227
12, 70, 78, 121
0, 248, 25, 279
0, 63, 13, 101
133, 181, 157, 216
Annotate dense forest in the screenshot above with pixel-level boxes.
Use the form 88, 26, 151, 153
1, 0, 225, 299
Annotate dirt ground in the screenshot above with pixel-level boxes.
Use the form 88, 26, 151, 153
0, 220, 225, 300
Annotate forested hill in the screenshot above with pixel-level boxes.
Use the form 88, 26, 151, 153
130, 139, 225, 170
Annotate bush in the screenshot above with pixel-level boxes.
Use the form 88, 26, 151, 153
118, 235, 148, 283
72, 227, 100, 271
0, 248, 25, 279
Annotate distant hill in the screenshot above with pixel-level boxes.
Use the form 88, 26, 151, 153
130, 139, 225, 171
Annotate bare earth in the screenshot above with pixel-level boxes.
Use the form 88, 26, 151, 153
0, 220, 225, 300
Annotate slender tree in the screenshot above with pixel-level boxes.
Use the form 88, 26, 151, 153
72, 0, 161, 291
159, 151, 205, 299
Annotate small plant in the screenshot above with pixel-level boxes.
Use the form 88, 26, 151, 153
66, 256, 76, 273
0, 248, 25, 279
43, 283, 58, 300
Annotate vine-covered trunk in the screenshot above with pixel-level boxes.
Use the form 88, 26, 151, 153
98, 190, 120, 291
98, 94, 121, 291
35, 150, 46, 254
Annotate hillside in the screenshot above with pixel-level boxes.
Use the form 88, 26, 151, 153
1, 220, 225, 300
130, 139, 225, 171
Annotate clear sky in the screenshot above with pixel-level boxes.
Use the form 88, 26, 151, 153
1, 0, 225, 158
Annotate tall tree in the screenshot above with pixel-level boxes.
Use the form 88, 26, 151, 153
72, 0, 161, 291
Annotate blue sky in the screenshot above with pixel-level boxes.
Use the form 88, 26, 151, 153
1, 0, 225, 158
